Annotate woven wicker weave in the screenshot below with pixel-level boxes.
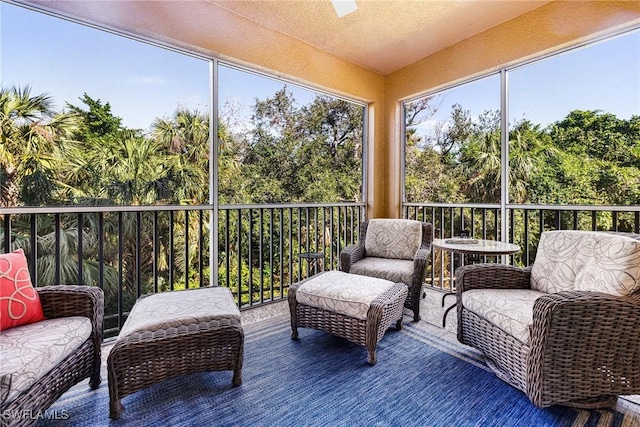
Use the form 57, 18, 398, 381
288, 272, 407, 364
340, 221, 433, 322
1, 285, 104, 427
107, 290, 244, 420
456, 262, 640, 408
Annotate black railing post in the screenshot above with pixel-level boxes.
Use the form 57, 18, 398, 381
77, 212, 84, 285
236, 209, 242, 306
98, 212, 104, 291
198, 210, 204, 288
153, 211, 159, 293
30, 214, 37, 285
54, 213, 61, 285
524, 209, 530, 265
136, 211, 142, 296
117, 211, 124, 330
184, 210, 189, 289
2, 214, 11, 253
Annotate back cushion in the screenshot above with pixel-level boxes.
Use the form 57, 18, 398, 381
531, 230, 640, 296
0, 249, 45, 331
364, 219, 422, 260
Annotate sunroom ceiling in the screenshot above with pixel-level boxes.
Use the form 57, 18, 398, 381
25, 0, 552, 75
208, 0, 552, 74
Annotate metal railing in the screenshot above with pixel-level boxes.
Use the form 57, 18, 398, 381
217, 202, 364, 308
4, 200, 635, 335
403, 202, 640, 292
1, 202, 364, 337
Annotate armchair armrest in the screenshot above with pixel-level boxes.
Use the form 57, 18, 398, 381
37, 285, 104, 389
456, 264, 532, 296
38, 285, 104, 323
37, 285, 104, 346
340, 244, 364, 272
527, 291, 640, 407
411, 246, 431, 286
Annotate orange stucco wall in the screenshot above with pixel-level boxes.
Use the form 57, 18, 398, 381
26, 1, 640, 219
383, 1, 640, 218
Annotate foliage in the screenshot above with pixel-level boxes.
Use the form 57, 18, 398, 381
4, 81, 639, 327
2, 85, 364, 333
219, 88, 363, 204
405, 101, 640, 207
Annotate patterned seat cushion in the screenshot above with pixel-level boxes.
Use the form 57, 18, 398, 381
0, 316, 92, 405
349, 257, 414, 285
118, 287, 240, 338
295, 271, 394, 320
531, 230, 640, 296
364, 219, 422, 260
462, 289, 547, 344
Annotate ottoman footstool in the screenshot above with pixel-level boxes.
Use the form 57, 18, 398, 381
288, 271, 408, 364
107, 287, 244, 419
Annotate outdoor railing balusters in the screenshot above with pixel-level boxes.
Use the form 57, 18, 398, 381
15, 202, 640, 335
403, 202, 640, 295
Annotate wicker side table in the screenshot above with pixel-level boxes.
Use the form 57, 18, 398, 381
107, 287, 244, 419
288, 271, 407, 364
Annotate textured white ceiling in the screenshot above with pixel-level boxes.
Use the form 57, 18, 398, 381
206, 0, 552, 74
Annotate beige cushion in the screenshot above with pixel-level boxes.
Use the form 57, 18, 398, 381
531, 230, 640, 296
462, 289, 546, 344
364, 219, 422, 260
349, 257, 414, 285
0, 316, 92, 405
118, 287, 240, 338
295, 271, 394, 320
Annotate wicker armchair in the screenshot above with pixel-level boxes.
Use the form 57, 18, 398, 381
340, 219, 433, 322
456, 230, 640, 408
1, 285, 104, 427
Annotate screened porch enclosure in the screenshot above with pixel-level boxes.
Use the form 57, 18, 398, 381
1, 0, 639, 342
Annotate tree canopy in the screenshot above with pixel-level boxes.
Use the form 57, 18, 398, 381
405, 101, 640, 207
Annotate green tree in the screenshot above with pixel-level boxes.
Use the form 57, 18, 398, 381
0, 86, 79, 206
66, 93, 123, 139
544, 110, 640, 206
152, 108, 210, 204
404, 97, 463, 203
458, 110, 501, 203
237, 87, 363, 204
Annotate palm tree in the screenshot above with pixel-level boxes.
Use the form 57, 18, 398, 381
0, 87, 121, 305
508, 119, 555, 204
0, 85, 79, 206
458, 110, 501, 203
151, 109, 217, 289
152, 108, 210, 204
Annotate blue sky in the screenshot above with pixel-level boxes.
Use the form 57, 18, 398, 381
1, 3, 320, 131
2, 3, 210, 131
509, 32, 640, 126
2, 2, 639, 133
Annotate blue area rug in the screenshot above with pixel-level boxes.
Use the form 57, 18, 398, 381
38, 320, 638, 427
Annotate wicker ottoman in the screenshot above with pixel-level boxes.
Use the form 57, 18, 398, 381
288, 271, 408, 364
107, 287, 244, 419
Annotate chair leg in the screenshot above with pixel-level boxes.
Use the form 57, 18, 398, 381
412, 293, 421, 322
90, 350, 102, 389
89, 372, 101, 389
396, 318, 403, 330
367, 348, 377, 365
232, 369, 242, 386
109, 399, 125, 420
